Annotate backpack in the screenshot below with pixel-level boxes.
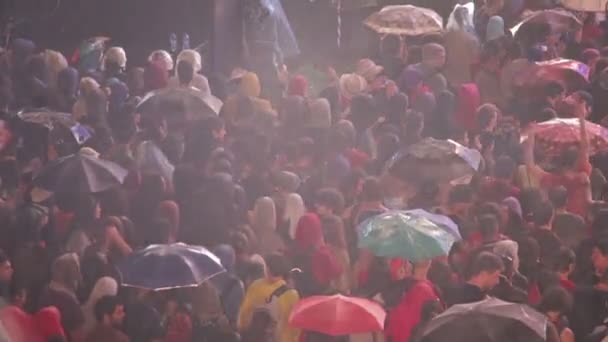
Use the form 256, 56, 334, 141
259, 284, 291, 323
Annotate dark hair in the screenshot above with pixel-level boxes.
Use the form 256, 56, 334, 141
94, 295, 121, 322
478, 214, 500, 240
477, 104, 499, 130
315, 188, 345, 215
554, 247, 575, 272
573, 90, 593, 109
532, 201, 554, 226
538, 286, 573, 314
543, 81, 565, 99
469, 252, 505, 277
386, 93, 409, 126
381, 35, 401, 56
361, 177, 383, 202
177, 60, 194, 86
350, 94, 377, 132
448, 184, 473, 205
548, 186, 568, 209
479, 132, 495, 151
494, 155, 516, 179
265, 253, 292, 279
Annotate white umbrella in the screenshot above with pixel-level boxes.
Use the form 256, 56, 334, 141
561, 0, 608, 12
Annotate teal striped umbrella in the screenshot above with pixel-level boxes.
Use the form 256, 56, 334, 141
358, 210, 459, 261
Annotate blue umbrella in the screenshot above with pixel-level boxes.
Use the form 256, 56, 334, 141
118, 243, 225, 291
358, 210, 459, 261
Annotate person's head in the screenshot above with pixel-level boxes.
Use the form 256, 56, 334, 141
532, 201, 554, 227
538, 286, 573, 321
94, 295, 126, 327
9, 279, 27, 308
148, 50, 174, 73
51, 253, 81, 292
360, 177, 383, 203
177, 60, 194, 86
477, 104, 500, 132
264, 253, 292, 280
386, 92, 408, 126
548, 186, 568, 210
295, 213, 324, 250
565, 90, 593, 116
467, 252, 505, 290
448, 184, 474, 216
102, 47, 127, 73
0, 250, 12, 284
422, 43, 446, 69
315, 188, 345, 217
478, 214, 500, 242
176, 49, 202, 73
592, 239, 608, 274
543, 81, 565, 107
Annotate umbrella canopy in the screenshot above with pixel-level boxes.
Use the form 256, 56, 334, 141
358, 210, 459, 261
289, 295, 386, 336
533, 118, 608, 156
18, 110, 92, 145
404, 209, 461, 239
136, 88, 222, 127
387, 138, 481, 183
422, 298, 548, 342
118, 243, 225, 291
364, 5, 443, 36
561, 0, 608, 12
511, 9, 582, 41
535, 59, 590, 91
33, 149, 127, 193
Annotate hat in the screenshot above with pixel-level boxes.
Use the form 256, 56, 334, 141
339, 73, 367, 100
486, 16, 505, 42
355, 58, 384, 81
308, 98, 332, 128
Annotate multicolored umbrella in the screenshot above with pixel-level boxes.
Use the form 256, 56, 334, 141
364, 5, 443, 36
118, 243, 225, 291
387, 138, 481, 184
289, 295, 386, 336
561, 0, 608, 12
533, 118, 608, 156
422, 298, 548, 342
535, 59, 590, 91
358, 210, 459, 261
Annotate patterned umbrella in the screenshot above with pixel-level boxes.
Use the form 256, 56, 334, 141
358, 210, 459, 261
533, 118, 608, 156
535, 59, 590, 91
562, 0, 608, 12
364, 5, 443, 36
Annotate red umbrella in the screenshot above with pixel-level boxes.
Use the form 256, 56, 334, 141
533, 118, 608, 156
288, 295, 386, 336
535, 59, 590, 91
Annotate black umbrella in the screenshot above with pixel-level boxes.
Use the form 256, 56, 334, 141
117, 243, 226, 291
422, 298, 548, 342
33, 149, 127, 193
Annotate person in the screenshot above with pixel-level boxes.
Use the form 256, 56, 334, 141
475, 41, 504, 108
549, 186, 586, 249
212, 244, 245, 327
443, 3, 479, 87
539, 287, 575, 342
448, 252, 504, 306
241, 308, 276, 342
249, 197, 284, 256
555, 248, 576, 292
475, 214, 520, 272
85, 295, 129, 342
530, 201, 563, 269
38, 253, 85, 342
314, 188, 345, 219
238, 253, 300, 342
81, 277, 119, 335
168, 50, 210, 94
321, 215, 351, 294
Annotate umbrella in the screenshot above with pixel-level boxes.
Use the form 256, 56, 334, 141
511, 9, 582, 40
387, 138, 481, 183
535, 59, 590, 91
289, 295, 386, 336
404, 209, 461, 239
562, 0, 608, 12
17, 110, 92, 145
364, 5, 443, 36
358, 210, 459, 261
117, 243, 225, 290
422, 298, 548, 342
532, 118, 608, 156
136, 88, 222, 126
33, 149, 128, 193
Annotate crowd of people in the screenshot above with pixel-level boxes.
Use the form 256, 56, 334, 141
1, 0, 608, 341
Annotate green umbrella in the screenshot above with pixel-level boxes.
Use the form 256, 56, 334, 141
358, 210, 459, 261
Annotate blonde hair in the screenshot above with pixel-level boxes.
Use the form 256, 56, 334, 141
43, 50, 68, 88
102, 46, 127, 70
148, 50, 174, 71
176, 49, 202, 72
79, 77, 100, 94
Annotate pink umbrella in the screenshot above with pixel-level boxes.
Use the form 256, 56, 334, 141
534, 118, 608, 156
289, 295, 386, 336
